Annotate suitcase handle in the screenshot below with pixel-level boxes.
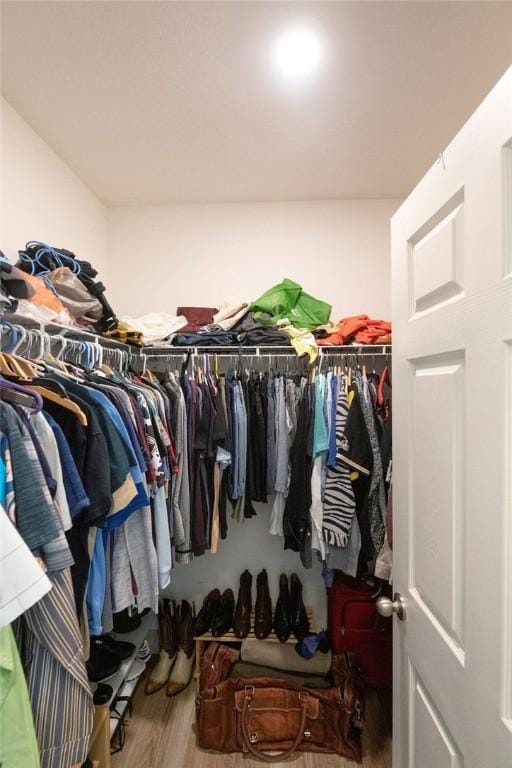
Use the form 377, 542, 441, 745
241, 690, 309, 762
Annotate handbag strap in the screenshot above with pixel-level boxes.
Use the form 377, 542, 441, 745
241, 688, 309, 763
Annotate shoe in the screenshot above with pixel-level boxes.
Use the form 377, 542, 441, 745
211, 589, 235, 637
146, 600, 178, 695
254, 570, 272, 639
274, 573, 291, 642
234, 570, 252, 639
194, 589, 221, 636
86, 645, 121, 683
93, 682, 113, 705
290, 573, 309, 640
92, 634, 135, 661
166, 647, 195, 697
112, 608, 141, 634
166, 601, 195, 697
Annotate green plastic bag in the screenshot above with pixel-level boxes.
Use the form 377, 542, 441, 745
250, 278, 332, 330
250, 278, 302, 324
289, 291, 332, 330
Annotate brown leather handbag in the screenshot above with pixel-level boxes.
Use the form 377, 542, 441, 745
197, 642, 364, 763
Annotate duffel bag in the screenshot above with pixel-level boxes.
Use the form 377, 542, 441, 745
196, 642, 364, 762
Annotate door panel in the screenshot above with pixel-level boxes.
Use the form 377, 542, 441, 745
392, 66, 512, 767
411, 353, 465, 647
505, 340, 512, 731
409, 192, 464, 315
411, 670, 463, 768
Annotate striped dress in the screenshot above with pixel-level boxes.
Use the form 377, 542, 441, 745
322, 380, 356, 548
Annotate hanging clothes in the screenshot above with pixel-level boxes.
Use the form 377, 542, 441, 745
0, 400, 93, 768
1, 333, 392, 607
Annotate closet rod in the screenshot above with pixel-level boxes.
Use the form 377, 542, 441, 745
140, 344, 392, 356
3, 313, 133, 352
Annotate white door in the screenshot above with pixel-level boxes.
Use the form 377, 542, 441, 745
391, 66, 512, 768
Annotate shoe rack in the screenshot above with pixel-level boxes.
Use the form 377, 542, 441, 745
87, 611, 155, 767
193, 607, 315, 692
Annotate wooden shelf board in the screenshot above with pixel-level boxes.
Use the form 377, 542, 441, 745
193, 608, 314, 645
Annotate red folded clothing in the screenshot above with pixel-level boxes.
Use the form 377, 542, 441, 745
318, 314, 391, 346
177, 306, 218, 333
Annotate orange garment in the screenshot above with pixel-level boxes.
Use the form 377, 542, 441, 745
22, 272, 68, 315
317, 314, 391, 346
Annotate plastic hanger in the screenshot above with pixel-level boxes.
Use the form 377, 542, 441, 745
30, 384, 88, 426
0, 377, 43, 413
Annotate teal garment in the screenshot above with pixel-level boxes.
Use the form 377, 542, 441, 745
313, 375, 329, 458
0, 626, 40, 768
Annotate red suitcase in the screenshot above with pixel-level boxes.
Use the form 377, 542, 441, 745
327, 571, 392, 688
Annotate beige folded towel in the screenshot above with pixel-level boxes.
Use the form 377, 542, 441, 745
230, 661, 330, 688
241, 639, 331, 675
213, 302, 249, 330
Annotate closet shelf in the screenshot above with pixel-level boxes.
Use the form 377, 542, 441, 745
2, 314, 392, 358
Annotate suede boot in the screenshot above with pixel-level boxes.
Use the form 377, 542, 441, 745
254, 569, 272, 639
273, 573, 292, 642
145, 600, 177, 695
234, 570, 252, 639
166, 601, 195, 697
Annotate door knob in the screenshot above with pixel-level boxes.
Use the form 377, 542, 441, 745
376, 593, 405, 620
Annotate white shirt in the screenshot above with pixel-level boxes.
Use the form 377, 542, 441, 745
0, 507, 52, 627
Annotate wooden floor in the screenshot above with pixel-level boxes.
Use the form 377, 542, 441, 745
112, 665, 392, 768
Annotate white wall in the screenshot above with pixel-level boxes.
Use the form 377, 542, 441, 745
108, 198, 397, 626
107, 199, 398, 320
166, 510, 325, 627
1, 99, 108, 277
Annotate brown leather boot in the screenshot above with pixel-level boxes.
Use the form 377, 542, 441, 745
234, 570, 252, 639
166, 601, 195, 697
254, 569, 272, 639
145, 600, 177, 694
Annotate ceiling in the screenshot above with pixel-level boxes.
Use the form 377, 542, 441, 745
2, 1, 512, 206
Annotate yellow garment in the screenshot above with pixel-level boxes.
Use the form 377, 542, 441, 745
104, 322, 143, 346
280, 324, 318, 363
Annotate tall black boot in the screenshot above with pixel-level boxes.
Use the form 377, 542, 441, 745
274, 573, 291, 642
290, 573, 309, 640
